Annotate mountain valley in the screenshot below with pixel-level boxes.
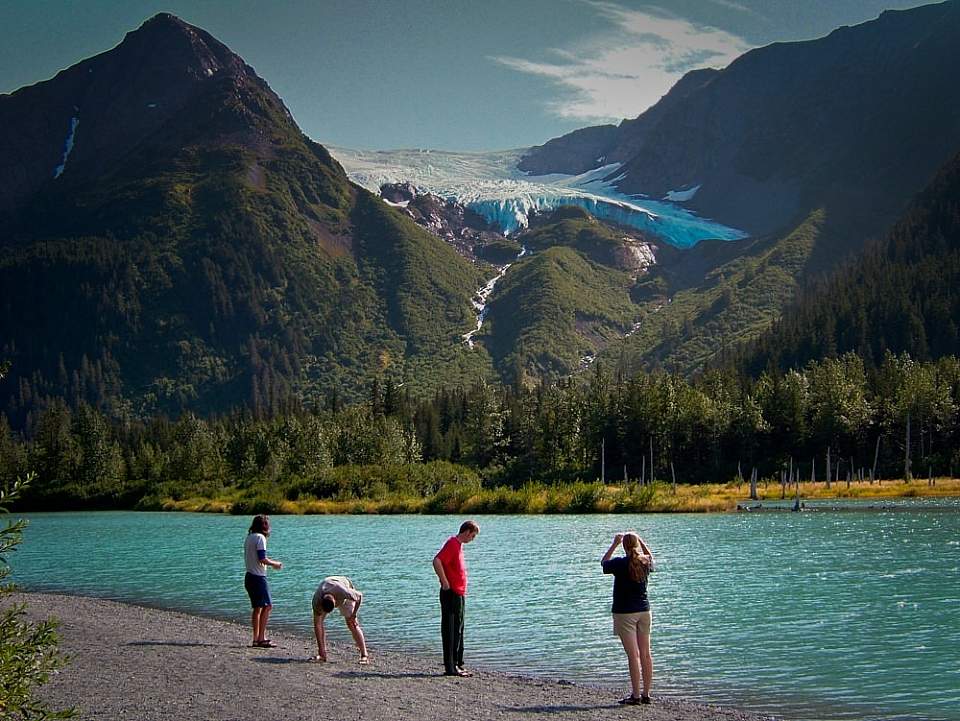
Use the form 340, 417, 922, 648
3, 2, 960, 421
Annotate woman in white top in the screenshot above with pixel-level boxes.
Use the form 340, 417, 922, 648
243, 514, 282, 647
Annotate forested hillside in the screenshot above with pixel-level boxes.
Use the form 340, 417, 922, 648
521, 1, 960, 376
3, 354, 958, 511
742, 151, 960, 374
480, 207, 649, 384
0, 14, 491, 426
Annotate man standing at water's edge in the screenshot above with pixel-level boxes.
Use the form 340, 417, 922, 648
433, 520, 479, 677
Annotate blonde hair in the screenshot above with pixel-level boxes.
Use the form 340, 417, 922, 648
622, 532, 650, 583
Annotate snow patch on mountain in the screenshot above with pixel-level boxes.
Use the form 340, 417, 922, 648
463, 245, 528, 348
53, 116, 79, 179
330, 147, 747, 248
663, 184, 701, 202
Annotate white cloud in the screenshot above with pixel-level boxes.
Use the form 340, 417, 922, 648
492, 1, 751, 122
705, 0, 753, 14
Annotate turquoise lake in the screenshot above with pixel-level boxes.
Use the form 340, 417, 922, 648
11, 502, 960, 721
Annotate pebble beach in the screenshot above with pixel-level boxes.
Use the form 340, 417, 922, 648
16, 592, 777, 721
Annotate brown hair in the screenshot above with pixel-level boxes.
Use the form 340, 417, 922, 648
622, 532, 650, 583
459, 520, 480, 534
248, 514, 270, 536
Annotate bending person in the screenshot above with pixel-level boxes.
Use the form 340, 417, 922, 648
601, 531, 655, 705
312, 575, 369, 664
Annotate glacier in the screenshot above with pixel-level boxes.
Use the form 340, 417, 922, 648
330, 147, 747, 248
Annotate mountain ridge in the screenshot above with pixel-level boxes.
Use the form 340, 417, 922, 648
740, 149, 960, 373
520, 0, 960, 242
515, 0, 960, 376
0, 14, 492, 423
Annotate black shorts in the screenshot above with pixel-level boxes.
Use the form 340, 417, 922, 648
244, 572, 272, 608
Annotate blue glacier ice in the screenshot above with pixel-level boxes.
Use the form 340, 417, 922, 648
330, 147, 748, 249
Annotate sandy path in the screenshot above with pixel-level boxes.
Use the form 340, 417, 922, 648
14, 592, 775, 721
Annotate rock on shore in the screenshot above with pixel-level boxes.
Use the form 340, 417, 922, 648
16, 592, 775, 721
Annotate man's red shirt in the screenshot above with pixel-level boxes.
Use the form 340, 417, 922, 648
436, 535, 467, 595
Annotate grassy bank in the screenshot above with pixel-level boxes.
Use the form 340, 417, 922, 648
155, 476, 960, 515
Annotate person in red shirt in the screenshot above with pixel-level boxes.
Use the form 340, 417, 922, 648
432, 520, 480, 676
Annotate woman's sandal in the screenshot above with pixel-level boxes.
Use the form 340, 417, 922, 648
358, 656, 370, 665
253, 639, 276, 648
618, 695, 641, 705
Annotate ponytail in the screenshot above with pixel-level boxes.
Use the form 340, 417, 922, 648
622, 532, 649, 583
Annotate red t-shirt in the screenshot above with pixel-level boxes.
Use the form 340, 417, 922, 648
435, 536, 467, 595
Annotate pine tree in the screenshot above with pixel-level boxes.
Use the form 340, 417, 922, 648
0, 360, 74, 718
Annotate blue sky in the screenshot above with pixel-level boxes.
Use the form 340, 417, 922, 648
0, 0, 935, 150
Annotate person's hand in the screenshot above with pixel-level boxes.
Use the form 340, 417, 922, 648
613, 533, 623, 544
275, 561, 283, 570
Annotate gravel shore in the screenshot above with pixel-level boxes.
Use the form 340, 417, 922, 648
16, 592, 775, 721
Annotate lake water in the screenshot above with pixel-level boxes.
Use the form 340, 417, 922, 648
11, 501, 960, 721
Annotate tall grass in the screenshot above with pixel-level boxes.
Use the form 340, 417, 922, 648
155, 475, 960, 515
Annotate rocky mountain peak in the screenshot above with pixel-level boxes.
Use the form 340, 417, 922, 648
119, 13, 250, 82
0, 14, 294, 221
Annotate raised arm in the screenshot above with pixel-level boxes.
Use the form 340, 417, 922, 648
601, 533, 623, 565
637, 536, 654, 566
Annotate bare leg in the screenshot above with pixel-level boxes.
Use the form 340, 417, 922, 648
257, 605, 272, 643
251, 607, 263, 644
637, 630, 653, 697
313, 614, 327, 660
346, 617, 368, 659
618, 632, 642, 699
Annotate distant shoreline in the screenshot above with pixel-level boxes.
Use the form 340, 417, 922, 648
139, 477, 960, 515
15, 478, 958, 516
18, 591, 774, 721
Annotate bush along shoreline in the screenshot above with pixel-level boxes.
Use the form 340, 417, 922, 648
144, 472, 960, 516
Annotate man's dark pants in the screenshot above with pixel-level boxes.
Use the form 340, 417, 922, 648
440, 588, 465, 673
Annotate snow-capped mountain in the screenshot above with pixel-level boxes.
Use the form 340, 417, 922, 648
520, 2, 960, 243
329, 147, 747, 249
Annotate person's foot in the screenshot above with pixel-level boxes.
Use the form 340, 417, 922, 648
311, 654, 327, 662
618, 695, 641, 705
640, 695, 652, 705
252, 639, 276, 648
455, 666, 473, 677
358, 655, 370, 665
444, 668, 472, 677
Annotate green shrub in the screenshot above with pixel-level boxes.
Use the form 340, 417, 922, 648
0, 473, 75, 719
613, 482, 658, 512
230, 490, 285, 515
423, 478, 483, 513
568, 481, 606, 512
